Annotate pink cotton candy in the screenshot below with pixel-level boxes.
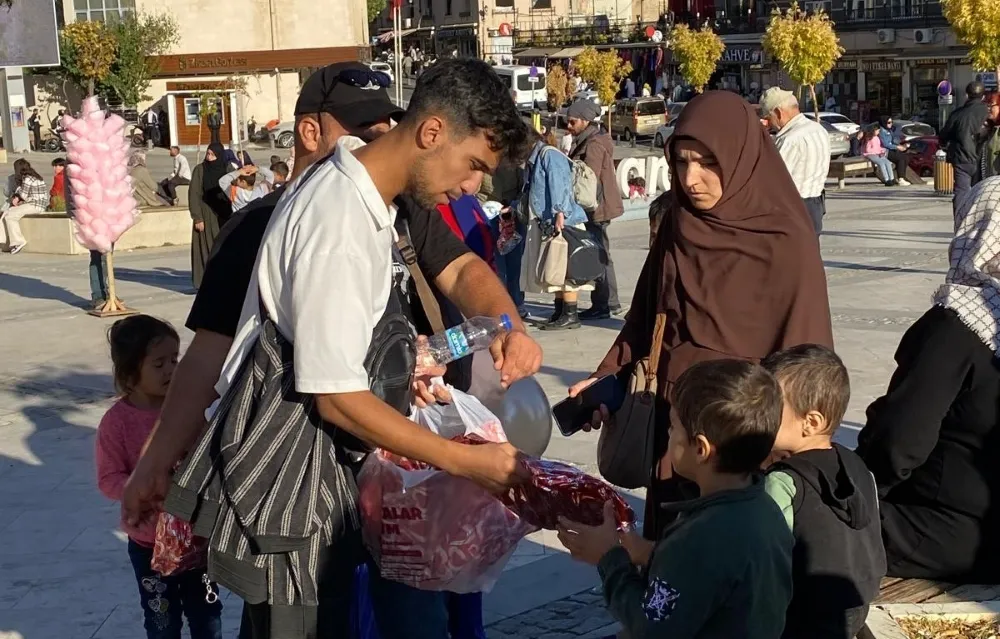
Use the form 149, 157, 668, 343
66, 96, 139, 253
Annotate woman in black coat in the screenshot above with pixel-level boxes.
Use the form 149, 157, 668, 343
858, 176, 1000, 581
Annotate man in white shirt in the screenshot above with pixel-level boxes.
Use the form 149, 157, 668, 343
158, 145, 191, 204
220, 55, 533, 515
760, 87, 830, 234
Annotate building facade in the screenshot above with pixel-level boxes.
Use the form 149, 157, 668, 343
29, 0, 369, 147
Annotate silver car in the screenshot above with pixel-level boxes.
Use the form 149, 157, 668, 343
270, 120, 295, 149
819, 120, 851, 158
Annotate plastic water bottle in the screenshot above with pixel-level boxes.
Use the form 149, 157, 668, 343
416, 315, 513, 370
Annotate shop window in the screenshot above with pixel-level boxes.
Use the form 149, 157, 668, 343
183, 98, 225, 127
496, 0, 514, 7
532, 0, 552, 8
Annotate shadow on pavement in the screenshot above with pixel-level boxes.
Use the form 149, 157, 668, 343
114, 266, 195, 295
824, 260, 945, 276
0, 367, 130, 639
0, 271, 90, 309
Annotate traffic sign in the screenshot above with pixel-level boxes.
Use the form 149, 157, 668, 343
529, 65, 538, 78
938, 94, 953, 105
937, 80, 952, 97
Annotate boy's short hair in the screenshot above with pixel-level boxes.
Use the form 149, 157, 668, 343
271, 161, 289, 179
270, 154, 281, 166
51, 157, 66, 167
237, 173, 257, 187
762, 344, 850, 432
673, 359, 783, 474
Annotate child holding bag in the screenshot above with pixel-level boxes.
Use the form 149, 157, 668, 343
95, 315, 223, 639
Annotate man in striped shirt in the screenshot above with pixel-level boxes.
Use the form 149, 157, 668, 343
761, 88, 830, 234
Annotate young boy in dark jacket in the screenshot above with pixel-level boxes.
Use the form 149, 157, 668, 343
558, 360, 793, 639
763, 344, 886, 639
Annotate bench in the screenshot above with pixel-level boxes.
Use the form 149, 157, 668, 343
19, 206, 193, 255
829, 157, 874, 189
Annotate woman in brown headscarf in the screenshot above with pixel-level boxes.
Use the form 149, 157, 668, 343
570, 90, 834, 539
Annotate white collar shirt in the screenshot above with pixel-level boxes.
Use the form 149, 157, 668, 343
773, 113, 830, 199
210, 136, 397, 416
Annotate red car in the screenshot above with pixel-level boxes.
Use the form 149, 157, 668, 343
906, 136, 940, 178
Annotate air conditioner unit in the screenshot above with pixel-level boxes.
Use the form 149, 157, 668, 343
914, 28, 934, 44
876, 28, 896, 44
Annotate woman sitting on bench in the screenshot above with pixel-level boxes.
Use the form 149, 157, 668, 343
857, 177, 1000, 581
861, 123, 899, 186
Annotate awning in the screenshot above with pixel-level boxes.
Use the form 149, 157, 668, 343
513, 47, 561, 58
549, 47, 586, 59
377, 27, 419, 43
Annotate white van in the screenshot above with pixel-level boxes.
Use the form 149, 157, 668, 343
493, 65, 547, 110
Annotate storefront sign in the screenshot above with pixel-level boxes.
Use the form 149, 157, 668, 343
614, 156, 669, 198
722, 47, 762, 65
497, 22, 513, 36
437, 27, 475, 39
153, 46, 362, 77
861, 60, 902, 73
177, 55, 249, 72
911, 58, 951, 66
834, 59, 859, 70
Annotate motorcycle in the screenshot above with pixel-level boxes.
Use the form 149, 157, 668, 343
42, 128, 66, 152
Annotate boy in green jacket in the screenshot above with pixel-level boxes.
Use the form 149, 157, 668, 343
558, 360, 794, 638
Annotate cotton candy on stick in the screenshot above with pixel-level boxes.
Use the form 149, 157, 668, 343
63, 96, 140, 316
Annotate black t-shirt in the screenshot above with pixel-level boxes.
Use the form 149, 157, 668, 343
185, 190, 472, 339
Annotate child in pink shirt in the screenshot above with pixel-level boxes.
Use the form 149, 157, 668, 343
95, 315, 222, 639
861, 124, 898, 186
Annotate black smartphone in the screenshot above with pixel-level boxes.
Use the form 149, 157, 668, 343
553, 375, 625, 437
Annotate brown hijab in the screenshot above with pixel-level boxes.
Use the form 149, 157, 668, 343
596, 90, 833, 390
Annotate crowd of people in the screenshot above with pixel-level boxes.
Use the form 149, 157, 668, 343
5, 52, 993, 639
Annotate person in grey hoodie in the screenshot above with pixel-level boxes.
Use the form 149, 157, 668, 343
218, 164, 274, 213
939, 81, 989, 220
566, 98, 625, 320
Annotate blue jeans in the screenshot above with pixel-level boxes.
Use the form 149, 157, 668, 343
367, 563, 485, 639
127, 539, 223, 639
866, 154, 896, 183
490, 217, 525, 310
89, 250, 109, 303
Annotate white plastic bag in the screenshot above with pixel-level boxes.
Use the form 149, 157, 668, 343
357, 389, 536, 593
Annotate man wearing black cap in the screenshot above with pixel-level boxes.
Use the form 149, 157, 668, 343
122, 61, 539, 639
940, 81, 989, 220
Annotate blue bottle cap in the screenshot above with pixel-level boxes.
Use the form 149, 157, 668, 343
500, 313, 513, 331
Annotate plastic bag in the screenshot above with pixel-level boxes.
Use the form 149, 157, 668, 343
502, 458, 635, 531
151, 512, 208, 575
357, 390, 536, 593
496, 214, 523, 256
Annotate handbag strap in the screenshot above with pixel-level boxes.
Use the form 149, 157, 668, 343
395, 218, 446, 334
646, 312, 667, 386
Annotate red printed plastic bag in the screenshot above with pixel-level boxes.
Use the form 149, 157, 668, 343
501, 458, 636, 531
357, 391, 536, 593
151, 512, 208, 575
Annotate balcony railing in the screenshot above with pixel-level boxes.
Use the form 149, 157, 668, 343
840, 2, 943, 23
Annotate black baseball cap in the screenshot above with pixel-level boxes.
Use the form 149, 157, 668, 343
294, 62, 405, 129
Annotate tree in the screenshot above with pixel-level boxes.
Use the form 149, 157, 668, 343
546, 64, 571, 110
368, 0, 388, 22
575, 47, 631, 127
941, 0, 1000, 76
59, 21, 117, 96
763, 2, 844, 117
195, 75, 248, 162
104, 12, 179, 107
670, 24, 724, 94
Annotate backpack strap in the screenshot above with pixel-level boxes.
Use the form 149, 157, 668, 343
395, 217, 446, 334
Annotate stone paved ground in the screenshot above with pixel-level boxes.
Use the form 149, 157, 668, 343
0, 182, 952, 638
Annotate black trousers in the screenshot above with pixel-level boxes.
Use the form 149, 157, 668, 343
953, 163, 976, 224
803, 194, 826, 235
887, 149, 909, 180
585, 220, 620, 311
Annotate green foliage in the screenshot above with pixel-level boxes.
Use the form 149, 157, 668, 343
941, 0, 1000, 72
547, 64, 571, 110
763, 1, 844, 111
368, 0, 388, 22
104, 12, 179, 106
670, 24, 724, 93
60, 21, 117, 95
575, 47, 631, 108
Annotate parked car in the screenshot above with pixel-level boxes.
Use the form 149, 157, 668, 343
905, 136, 940, 177
270, 120, 295, 149
819, 120, 851, 158
804, 111, 861, 135
654, 116, 678, 148
494, 65, 547, 111
368, 61, 395, 85
892, 120, 937, 142
610, 97, 667, 140
667, 102, 687, 119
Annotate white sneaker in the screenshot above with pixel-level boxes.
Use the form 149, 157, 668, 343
10, 243, 25, 255
897, 178, 911, 186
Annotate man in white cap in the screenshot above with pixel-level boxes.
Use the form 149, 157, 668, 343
760, 87, 830, 234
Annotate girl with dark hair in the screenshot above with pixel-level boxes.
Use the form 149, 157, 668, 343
95, 315, 224, 639
2, 158, 48, 253
862, 123, 898, 186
